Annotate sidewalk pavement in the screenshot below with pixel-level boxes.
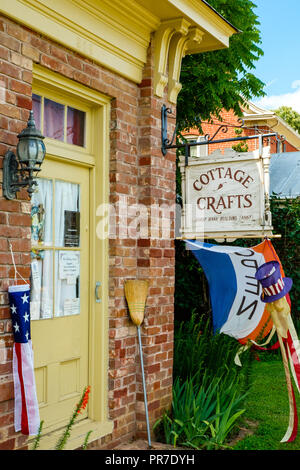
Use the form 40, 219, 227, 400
115, 439, 185, 450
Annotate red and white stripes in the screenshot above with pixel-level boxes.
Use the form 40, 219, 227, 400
263, 278, 285, 297
13, 340, 40, 436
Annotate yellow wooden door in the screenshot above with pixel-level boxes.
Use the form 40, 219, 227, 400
30, 157, 90, 432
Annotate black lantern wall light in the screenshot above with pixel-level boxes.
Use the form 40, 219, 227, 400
3, 110, 46, 200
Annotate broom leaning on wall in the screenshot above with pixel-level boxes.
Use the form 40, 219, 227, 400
124, 280, 151, 448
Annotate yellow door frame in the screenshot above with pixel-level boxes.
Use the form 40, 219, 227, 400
30, 65, 113, 449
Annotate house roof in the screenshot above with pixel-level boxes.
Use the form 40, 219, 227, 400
135, 0, 239, 54
200, 0, 240, 33
242, 101, 300, 150
0, 0, 238, 86
270, 151, 300, 198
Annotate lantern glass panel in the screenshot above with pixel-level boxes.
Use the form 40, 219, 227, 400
37, 139, 46, 164
17, 139, 30, 163
28, 140, 38, 162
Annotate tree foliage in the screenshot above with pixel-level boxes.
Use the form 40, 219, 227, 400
177, 0, 266, 131
273, 106, 300, 134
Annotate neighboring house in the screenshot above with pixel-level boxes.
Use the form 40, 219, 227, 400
184, 101, 300, 157
0, 0, 237, 450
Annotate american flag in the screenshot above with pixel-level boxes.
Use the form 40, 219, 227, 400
9, 284, 40, 436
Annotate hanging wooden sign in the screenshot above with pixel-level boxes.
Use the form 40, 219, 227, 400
179, 146, 273, 241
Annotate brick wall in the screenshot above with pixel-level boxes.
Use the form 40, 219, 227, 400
135, 41, 175, 439
0, 15, 175, 449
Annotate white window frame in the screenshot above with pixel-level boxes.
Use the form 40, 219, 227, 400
184, 135, 208, 158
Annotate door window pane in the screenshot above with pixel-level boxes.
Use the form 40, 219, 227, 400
55, 250, 80, 317
67, 107, 85, 147
44, 98, 64, 141
30, 251, 53, 320
55, 181, 80, 247
31, 93, 86, 147
31, 178, 53, 246
31, 178, 81, 319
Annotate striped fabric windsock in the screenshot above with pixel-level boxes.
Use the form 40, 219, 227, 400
186, 239, 282, 343
9, 283, 40, 436
187, 238, 300, 443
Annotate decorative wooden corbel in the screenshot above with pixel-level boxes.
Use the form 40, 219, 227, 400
153, 18, 190, 99
168, 27, 204, 104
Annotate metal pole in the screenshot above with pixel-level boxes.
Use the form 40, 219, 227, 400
137, 325, 151, 448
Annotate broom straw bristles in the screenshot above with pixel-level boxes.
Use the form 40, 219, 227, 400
124, 280, 149, 326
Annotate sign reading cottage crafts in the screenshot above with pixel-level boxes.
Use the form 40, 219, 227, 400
179, 146, 273, 240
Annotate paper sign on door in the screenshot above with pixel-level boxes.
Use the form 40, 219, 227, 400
59, 251, 80, 283
64, 298, 80, 316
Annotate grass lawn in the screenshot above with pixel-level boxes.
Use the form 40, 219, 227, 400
233, 358, 300, 450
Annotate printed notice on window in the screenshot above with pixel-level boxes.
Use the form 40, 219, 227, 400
64, 298, 80, 316
59, 251, 80, 281
64, 210, 80, 247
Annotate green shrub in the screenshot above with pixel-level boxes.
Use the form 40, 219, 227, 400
154, 371, 247, 449
173, 313, 252, 391
202, 390, 246, 450
155, 315, 252, 449
270, 197, 300, 317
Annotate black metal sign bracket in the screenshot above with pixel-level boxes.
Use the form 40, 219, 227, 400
161, 104, 285, 163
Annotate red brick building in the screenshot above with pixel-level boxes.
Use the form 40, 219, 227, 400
0, 0, 237, 450
184, 102, 300, 156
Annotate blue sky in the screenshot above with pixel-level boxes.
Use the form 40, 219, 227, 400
251, 0, 300, 112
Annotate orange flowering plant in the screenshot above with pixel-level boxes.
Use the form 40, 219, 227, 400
55, 385, 92, 450
76, 385, 91, 414
32, 386, 92, 450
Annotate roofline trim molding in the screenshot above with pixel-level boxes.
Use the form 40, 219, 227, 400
0, 0, 237, 90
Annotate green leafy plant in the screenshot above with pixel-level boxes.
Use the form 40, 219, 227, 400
153, 376, 216, 448
154, 372, 247, 449
82, 430, 93, 450
173, 312, 252, 390
156, 314, 252, 449
270, 197, 300, 317
31, 420, 44, 450
203, 391, 246, 449
232, 127, 249, 152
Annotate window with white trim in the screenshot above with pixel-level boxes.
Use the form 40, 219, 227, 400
184, 135, 208, 158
